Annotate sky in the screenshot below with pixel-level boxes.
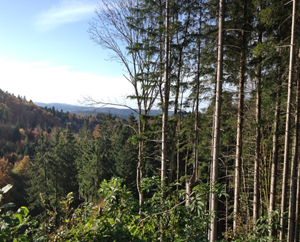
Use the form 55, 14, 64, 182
0, 0, 135, 107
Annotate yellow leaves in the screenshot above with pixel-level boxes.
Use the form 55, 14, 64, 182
12, 156, 32, 177
19, 128, 26, 137
0, 157, 13, 188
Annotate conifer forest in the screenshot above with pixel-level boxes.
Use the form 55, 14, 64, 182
1, 0, 300, 241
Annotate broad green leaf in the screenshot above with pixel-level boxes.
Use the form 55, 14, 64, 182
1, 203, 15, 209
16, 207, 29, 217
13, 213, 23, 223
1, 184, 13, 194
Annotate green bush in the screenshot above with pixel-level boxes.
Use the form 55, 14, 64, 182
0, 179, 228, 241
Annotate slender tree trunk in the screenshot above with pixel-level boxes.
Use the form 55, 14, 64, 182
185, 140, 191, 206
288, 53, 299, 242
161, 0, 169, 199
233, 0, 247, 230
137, 105, 144, 210
279, 0, 296, 239
225, 148, 229, 232
192, 22, 202, 185
253, 23, 261, 225
169, 68, 180, 185
294, 48, 300, 242
209, 0, 224, 240
176, 125, 180, 191
177, 92, 184, 191
233, 51, 245, 231
269, 65, 281, 237
193, 84, 199, 183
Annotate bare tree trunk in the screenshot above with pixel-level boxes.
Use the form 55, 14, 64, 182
209, 0, 224, 240
288, 53, 299, 242
225, 147, 229, 232
176, 126, 180, 191
192, 21, 202, 185
279, 0, 296, 239
177, 91, 184, 191
136, 100, 144, 210
294, 48, 300, 242
169, 72, 180, 185
233, 53, 245, 231
185, 141, 191, 206
269, 66, 281, 237
137, 116, 143, 209
233, 0, 247, 230
161, 0, 170, 199
253, 23, 261, 225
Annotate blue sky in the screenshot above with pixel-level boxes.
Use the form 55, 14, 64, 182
0, 0, 134, 106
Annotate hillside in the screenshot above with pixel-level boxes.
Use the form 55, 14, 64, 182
0, 89, 111, 160
34, 102, 169, 118
0, 89, 63, 159
0, 89, 130, 209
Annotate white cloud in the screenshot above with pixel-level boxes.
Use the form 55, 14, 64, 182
35, 0, 96, 31
0, 59, 135, 107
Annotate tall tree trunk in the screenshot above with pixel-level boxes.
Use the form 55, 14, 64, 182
137, 98, 145, 211
233, 0, 247, 230
225, 147, 229, 232
161, 0, 170, 198
177, 91, 184, 191
288, 52, 299, 241
185, 138, 191, 206
253, 17, 261, 224
294, 48, 300, 242
176, 123, 180, 191
192, 20, 202, 186
269, 62, 282, 236
209, 0, 224, 240
279, 0, 296, 239
169, 67, 180, 185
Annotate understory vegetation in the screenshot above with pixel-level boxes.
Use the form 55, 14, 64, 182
1, 180, 280, 241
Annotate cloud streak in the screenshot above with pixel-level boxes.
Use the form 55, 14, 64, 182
35, 0, 96, 31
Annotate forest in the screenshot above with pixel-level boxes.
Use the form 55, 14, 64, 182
1, 0, 300, 241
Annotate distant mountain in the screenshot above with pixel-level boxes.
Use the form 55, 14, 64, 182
34, 102, 169, 118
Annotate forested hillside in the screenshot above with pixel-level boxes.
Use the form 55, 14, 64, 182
1, 0, 300, 241
0, 89, 124, 206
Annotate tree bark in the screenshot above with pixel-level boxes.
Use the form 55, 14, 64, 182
294, 48, 300, 242
253, 17, 261, 225
209, 0, 224, 240
279, 0, 296, 239
233, 0, 247, 230
288, 54, 299, 242
269, 63, 281, 236
185, 140, 191, 206
192, 19, 202, 185
137, 115, 143, 209
161, 0, 170, 198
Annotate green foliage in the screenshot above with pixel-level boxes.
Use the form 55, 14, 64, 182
44, 177, 212, 241
223, 210, 281, 242
0, 184, 34, 242
0, 181, 285, 241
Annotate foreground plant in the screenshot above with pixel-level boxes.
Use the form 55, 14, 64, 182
1, 179, 230, 241
0, 184, 36, 242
